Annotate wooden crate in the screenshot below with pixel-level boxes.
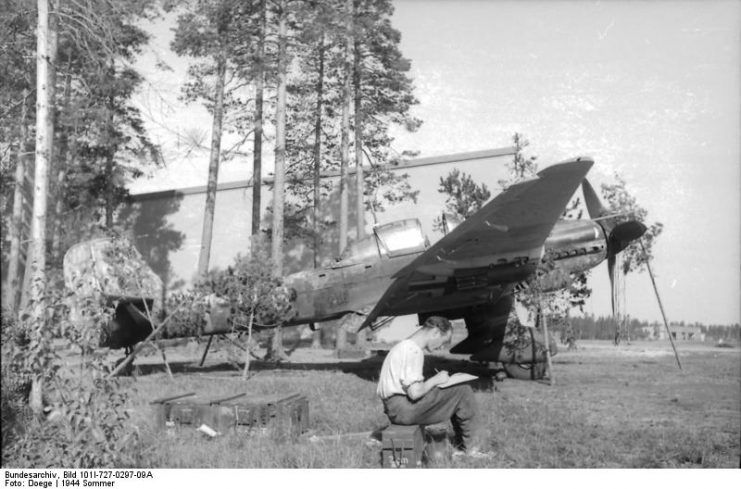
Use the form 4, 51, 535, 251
152, 392, 309, 437
380, 424, 424, 468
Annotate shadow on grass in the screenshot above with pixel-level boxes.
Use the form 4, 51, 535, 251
126, 351, 500, 392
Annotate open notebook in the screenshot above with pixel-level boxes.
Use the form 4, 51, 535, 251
438, 373, 478, 389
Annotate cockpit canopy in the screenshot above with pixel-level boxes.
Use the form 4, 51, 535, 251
338, 218, 428, 264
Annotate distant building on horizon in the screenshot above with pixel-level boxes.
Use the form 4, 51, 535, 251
641, 323, 705, 342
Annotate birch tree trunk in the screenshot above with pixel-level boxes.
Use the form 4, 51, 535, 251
26, 0, 52, 414
197, 52, 227, 278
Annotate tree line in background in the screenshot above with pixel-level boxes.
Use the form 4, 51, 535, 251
567, 314, 740, 344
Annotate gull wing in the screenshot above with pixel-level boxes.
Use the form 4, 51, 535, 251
359, 157, 593, 330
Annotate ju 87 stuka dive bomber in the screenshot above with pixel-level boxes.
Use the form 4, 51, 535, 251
64, 157, 646, 379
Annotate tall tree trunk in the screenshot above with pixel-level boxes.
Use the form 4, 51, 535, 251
336, 0, 354, 351
251, 0, 266, 238
5, 89, 30, 315
353, 36, 364, 241
267, 0, 288, 361
50, 52, 72, 265
45, 14, 57, 249
51, 51, 73, 266
338, 0, 353, 256
196, 52, 227, 278
26, 0, 52, 415
104, 91, 115, 228
271, 2, 287, 278
312, 36, 325, 269
311, 36, 326, 349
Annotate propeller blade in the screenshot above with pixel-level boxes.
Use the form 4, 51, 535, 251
582, 179, 608, 219
608, 221, 648, 255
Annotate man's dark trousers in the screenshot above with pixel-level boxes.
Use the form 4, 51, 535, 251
382, 384, 478, 450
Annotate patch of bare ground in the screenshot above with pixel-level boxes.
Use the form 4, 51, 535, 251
119, 339, 739, 468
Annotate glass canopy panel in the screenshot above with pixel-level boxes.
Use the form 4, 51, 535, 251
374, 219, 427, 257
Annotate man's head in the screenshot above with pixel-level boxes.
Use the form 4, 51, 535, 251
421, 316, 453, 352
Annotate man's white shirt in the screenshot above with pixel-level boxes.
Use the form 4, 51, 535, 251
376, 339, 424, 400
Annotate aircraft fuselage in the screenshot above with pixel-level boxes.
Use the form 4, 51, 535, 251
285, 218, 608, 326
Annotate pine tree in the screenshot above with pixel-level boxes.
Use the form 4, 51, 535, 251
282, 0, 421, 259
351, 0, 421, 222
44, 0, 156, 260
171, 0, 250, 278
434, 168, 491, 233
600, 174, 663, 275
265, 0, 289, 361
250, 0, 267, 238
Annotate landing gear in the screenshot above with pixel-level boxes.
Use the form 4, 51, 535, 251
503, 362, 547, 381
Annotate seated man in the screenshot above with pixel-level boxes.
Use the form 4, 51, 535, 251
376, 316, 483, 455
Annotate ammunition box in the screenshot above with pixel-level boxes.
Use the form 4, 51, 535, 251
381, 424, 424, 468
165, 401, 206, 427
229, 393, 309, 437
153, 392, 309, 437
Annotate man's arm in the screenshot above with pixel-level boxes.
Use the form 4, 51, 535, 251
406, 370, 450, 401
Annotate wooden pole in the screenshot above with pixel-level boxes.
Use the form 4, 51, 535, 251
640, 242, 682, 370
199, 335, 214, 367
242, 292, 256, 380
540, 302, 555, 385
155, 342, 174, 380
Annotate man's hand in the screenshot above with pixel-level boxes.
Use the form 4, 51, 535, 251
433, 370, 450, 386
407, 370, 450, 400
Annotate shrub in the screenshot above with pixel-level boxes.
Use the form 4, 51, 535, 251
2, 236, 149, 468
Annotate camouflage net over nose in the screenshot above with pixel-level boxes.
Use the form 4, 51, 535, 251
500, 314, 555, 364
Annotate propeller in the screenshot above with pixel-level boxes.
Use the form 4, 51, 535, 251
583, 178, 682, 369
582, 179, 647, 317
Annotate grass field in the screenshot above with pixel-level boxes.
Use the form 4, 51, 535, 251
121, 338, 740, 468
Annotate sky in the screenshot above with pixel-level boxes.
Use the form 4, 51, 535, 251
129, 0, 740, 326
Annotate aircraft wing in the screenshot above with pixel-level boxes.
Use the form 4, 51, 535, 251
359, 157, 593, 330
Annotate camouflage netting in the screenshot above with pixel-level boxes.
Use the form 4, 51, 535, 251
63, 238, 165, 344
63, 237, 163, 305
500, 313, 555, 363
